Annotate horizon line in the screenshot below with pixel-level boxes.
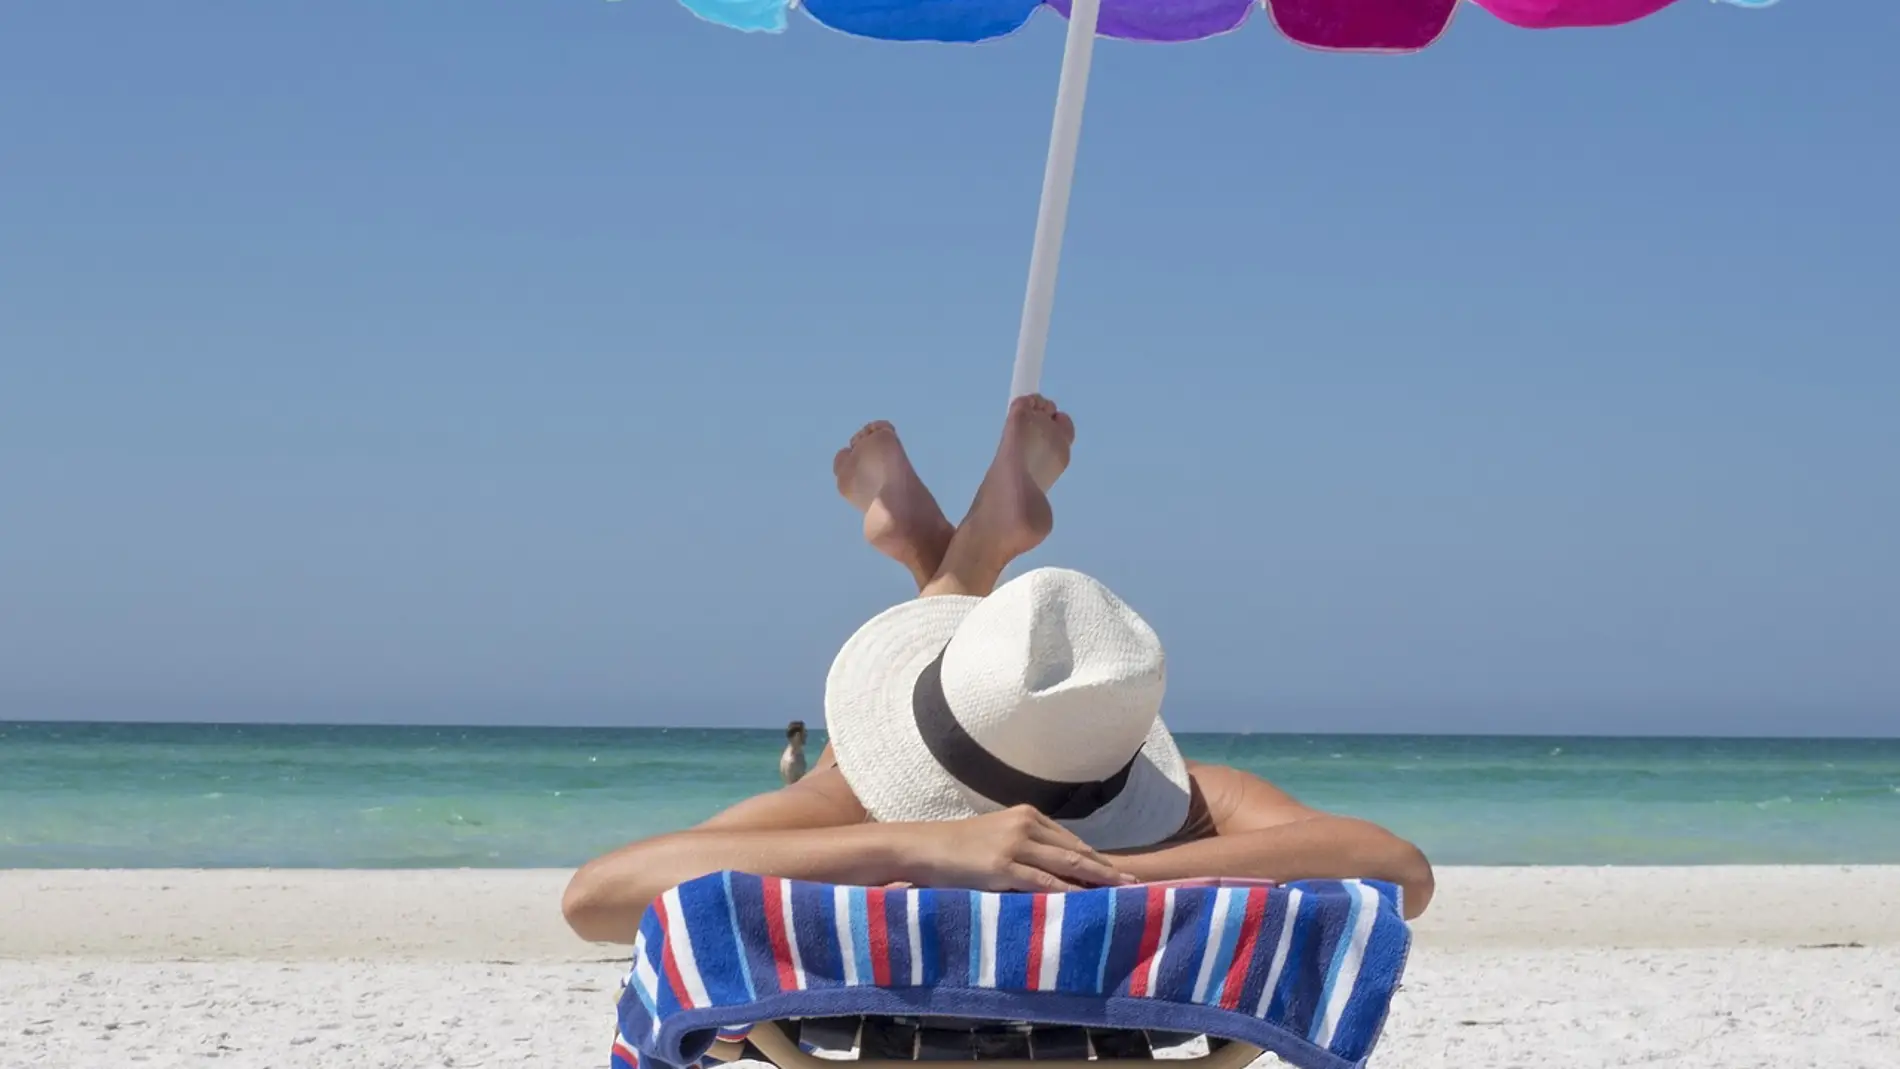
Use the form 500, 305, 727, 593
3, 717, 1896, 743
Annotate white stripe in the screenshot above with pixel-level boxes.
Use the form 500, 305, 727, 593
660, 887, 713, 1009
630, 945, 653, 994
977, 893, 1001, 988
1313, 882, 1380, 1048
1255, 888, 1304, 1018
1191, 887, 1234, 1004
780, 878, 808, 990
906, 889, 924, 985
1037, 895, 1065, 991
834, 885, 859, 986
632, 932, 662, 1008
632, 932, 664, 1038
1143, 886, 1176, 995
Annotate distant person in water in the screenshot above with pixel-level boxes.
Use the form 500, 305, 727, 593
563, 395, 1434, 943
779, 720, 808, 785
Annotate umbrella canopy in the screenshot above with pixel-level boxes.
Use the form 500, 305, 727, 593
676, 0, 1745, 44
665, 0, 1772, 397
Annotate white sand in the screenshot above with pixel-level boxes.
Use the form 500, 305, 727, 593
3, 868, 1897, 1068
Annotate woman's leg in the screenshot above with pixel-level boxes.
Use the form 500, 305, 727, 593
920, 394, 1074, 597
821, 396, 1075, 771
833, 421, 956, 590
834, 396, 1075, 598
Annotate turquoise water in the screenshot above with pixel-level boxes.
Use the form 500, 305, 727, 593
2, 722, 1897, 868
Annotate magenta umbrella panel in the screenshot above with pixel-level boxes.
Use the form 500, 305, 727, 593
675, 0, 1709, 45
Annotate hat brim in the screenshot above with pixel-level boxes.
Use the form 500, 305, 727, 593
825, 596, 1192, 852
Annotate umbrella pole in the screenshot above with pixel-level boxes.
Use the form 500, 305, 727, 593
1008, 0, 1101, 400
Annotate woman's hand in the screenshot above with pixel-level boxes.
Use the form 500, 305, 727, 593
898, 805, 1136, 892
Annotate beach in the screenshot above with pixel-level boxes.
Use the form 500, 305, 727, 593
3, 867, 1896, 1069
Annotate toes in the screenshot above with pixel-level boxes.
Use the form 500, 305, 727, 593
848, 421, 896, 448
833, 447, 853, 476
1053, 412, 1076, 442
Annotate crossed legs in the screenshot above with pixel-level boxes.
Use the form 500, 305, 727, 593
833, 394, 1076, 599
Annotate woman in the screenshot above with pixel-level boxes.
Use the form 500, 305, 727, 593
562, 396, 1434, 944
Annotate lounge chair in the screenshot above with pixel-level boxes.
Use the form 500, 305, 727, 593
611, 874, 1411, 1069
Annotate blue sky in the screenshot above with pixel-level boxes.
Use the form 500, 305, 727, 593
2, 2, 1894, 735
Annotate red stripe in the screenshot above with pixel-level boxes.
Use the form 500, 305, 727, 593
612, 1038, 640, 1069
762, 877, 799, 992
1219, 888, 1270, 1009
1025, 894, 1048, 990
867, 888, 892, 986
650, 894, 697, 1010
1127, 886, 1168, 997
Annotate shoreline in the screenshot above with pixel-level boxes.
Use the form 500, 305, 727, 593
5, 866, 1899, 960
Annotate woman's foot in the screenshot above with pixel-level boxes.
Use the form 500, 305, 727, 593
934, 395, 1076, 588
833, 421, 955, 588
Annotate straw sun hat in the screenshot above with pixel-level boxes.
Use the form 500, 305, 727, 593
824, 567, 1191, 851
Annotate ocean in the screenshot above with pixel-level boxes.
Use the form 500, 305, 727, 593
2, 721, 1896, 869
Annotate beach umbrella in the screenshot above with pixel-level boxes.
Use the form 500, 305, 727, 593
665, 0, 1774, 398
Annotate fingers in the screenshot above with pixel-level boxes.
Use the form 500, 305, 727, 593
1018, 841, 1130, 889
1002, 862, 1082, 894
1021, 810, 1100, 855
1023, 815, 1135, 883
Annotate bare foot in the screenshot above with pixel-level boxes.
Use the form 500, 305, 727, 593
833, 421, 955, 587
956, 394, 1076, 566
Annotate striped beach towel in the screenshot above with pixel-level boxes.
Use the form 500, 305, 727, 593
614, 874, 1410, 1069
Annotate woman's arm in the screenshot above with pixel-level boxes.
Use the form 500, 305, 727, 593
1110, 764, 1435, 919
561, 771, 1133, 943
562, 769, 889, 943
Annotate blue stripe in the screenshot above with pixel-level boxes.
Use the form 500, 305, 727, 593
966, 891, 983, 986
728, 874, 781, 998
637, 909, 666, 953
885, 890, 912, 987
1154, 888, 1214, 1002
994, 894, 1035, 990
1309, 882, 1365, 1043
674, 880, 738, 1007
917, 889, 942, 985
1105, 887, 1152, 996
1274, 884, 1332, 1037
1054, 888, 1108, 994
650, 937, 685, 1021
1332, 884, 1410, 1059
848, 887, 874, 986
720, 873, 757, 1002
1094, 885, 1118, 994
932, 889, 969, 987
790, 881, 843, 989
1266, 890, 1310, 1025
